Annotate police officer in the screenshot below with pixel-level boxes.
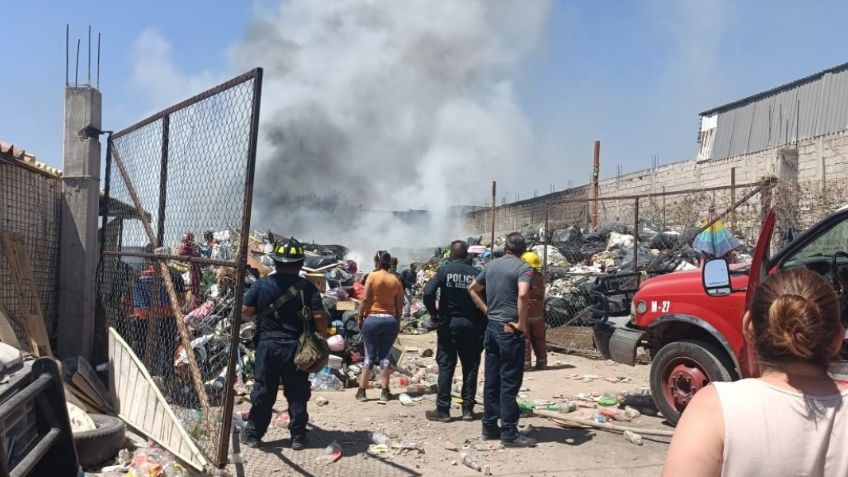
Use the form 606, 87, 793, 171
423, 240, 485, 422
241, 238, 328, 450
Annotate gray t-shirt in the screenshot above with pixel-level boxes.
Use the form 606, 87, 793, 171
474, 255, 533, 324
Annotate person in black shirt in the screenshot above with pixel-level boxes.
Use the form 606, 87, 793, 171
422, 240, 485, 422
241, 238, 328, 450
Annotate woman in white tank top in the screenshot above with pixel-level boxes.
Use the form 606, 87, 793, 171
663, 268, 848, 477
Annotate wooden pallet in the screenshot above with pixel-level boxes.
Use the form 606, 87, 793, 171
108, 327, 208, 471
0, 231, 51, 355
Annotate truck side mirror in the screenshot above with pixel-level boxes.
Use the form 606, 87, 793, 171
703, 258, 732, 296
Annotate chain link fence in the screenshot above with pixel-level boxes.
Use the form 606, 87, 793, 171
98, 69, 262, 468
540, 179, 774, 353
0, 159, 62, 351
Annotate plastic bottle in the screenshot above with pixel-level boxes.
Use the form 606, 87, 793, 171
623, 406, 642, 419
547, 401, 577, 413
459, 452, 481, 471
319, 441, 342, 463
370, 431, 391, 445
517, 400, 535, 415
623, 430, 643, 446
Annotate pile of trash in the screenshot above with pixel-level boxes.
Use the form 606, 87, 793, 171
537, 220, 753, 329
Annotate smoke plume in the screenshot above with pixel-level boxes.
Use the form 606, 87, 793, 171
233, 0, 551, 260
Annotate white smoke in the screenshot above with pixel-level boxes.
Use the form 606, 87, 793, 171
230, 0, 551, 261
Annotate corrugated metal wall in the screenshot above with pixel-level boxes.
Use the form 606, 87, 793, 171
710, 68, 848, 160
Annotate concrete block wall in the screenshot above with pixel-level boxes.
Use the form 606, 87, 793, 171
462, 129, 848, 240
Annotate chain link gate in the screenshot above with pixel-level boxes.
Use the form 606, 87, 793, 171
98, 69, 262, 469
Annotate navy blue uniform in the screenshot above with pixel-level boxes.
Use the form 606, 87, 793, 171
423, 258, 485, 413
243, 273, 323, 441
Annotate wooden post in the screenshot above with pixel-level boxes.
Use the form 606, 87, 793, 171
110, 144, 211, 417
490, 181, 497, 253
592, 141, 600, 229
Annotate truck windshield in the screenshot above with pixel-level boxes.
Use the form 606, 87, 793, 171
784, 220, 848, 266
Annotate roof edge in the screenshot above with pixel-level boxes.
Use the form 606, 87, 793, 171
700, 61, 848, 116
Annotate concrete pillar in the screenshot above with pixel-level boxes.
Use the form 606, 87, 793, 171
58, 87, 101, 359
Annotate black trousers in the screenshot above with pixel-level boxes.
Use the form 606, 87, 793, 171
245, 338, 311, 440
435, 317, 483, 413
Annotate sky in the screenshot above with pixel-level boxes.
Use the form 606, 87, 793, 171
3, 0, 848, 207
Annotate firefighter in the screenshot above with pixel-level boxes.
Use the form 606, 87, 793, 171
241, 237, 328, 450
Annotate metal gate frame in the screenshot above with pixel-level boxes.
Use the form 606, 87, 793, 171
100, 68, 262, 468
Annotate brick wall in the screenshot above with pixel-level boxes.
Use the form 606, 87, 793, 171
462, 129, 848, 240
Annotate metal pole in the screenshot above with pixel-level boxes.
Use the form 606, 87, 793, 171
65, 25, 69, 86
592, 141, 600, 229
99, 135, 113, 259
97, 33, 101, 89
633, 197, 640, 272
490, 181, 496, 254
87, 25, 91, 86
730, 168, 737, 230
157, 115, 170, 247
74, 39, 80, 86
217, 68, 263, 469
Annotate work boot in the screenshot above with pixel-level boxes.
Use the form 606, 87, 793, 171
462, 409, 475, 421
524, 361, 533, 371
481, 426, 501, 441
425, 410, 451, 423
356, 388, 367, 402
241, 433, 261, 449
534, 362, 547, 371
380, 388, 393, 402
291, 435, 307, 451
502, 435, 537, 448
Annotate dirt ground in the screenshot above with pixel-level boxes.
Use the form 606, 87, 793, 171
232, 332, 671, 477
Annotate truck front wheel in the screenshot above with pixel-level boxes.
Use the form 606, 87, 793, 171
649, 340, 734, 425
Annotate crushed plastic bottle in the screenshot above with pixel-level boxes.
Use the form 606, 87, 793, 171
547, 401, 577, 413
624, 406, 642, 419
623, 430, 643, 446
318, 441, 342, 464
370, 431, 391, 445
460, 452, 482, 471
310, 367, 344, 391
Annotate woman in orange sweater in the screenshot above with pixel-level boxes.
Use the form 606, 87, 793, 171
356, 250, 404, 402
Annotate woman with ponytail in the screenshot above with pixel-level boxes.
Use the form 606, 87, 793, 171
356, 250, 403, 402
664, 268, 848, 476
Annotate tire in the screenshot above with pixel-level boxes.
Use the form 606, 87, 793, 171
73, 414, 126, 467
649, 340, 735, 426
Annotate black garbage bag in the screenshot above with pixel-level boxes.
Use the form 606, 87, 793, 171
546, 266, 571, 281
467, 236, 482, 246
638, 220, 662, 242
544, 290, 593, 328
649, 232, 680, 250
304, 252, 338, 269
615, 248, 655, 272
552, 226, 586, 262
679, 227, 702, 247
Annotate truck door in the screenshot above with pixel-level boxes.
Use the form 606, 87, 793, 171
740, 211, 776, 377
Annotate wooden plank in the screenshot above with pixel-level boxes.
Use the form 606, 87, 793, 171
0, 231, 51, 356
0, 306, 21, 348
109, 327, 208, 470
